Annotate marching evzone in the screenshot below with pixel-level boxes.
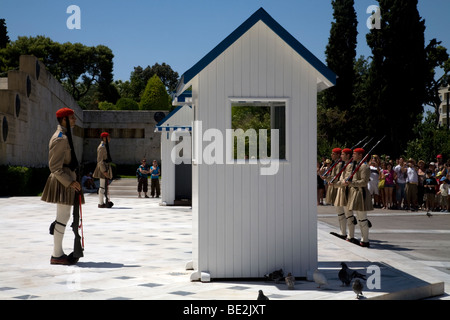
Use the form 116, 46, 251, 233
332, 148, 356, 240
93, 132, 113, 208
323, 148, 345, 238
345, 148, 374, 247
41, 107, 83, 265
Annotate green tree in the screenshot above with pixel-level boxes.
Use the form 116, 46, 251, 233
366, 0, 427, 157
231, 106, 271, 159
319, 0, 358, 147
406, 111, 450, 162
115, 97, 139, 110
324, 0, 358, 112
139, 74, 170, 110
98, 101, 116, 110
0, 19, 10, 49
128, 63, 179, 102
0, 36, 117, 103
424, 39, 450, 125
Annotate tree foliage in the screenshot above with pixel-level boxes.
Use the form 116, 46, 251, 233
0, 19, 10, 49
406, 111, 450, 163
0, 35, 118, 104
424, 39, 450, 124
115, 97, 139, 110
139, 74, 170, 110
319, 0, 449, 161
324, 0, 358, 113
319, 0, 358, 146
366, 0, 427, 156
117, 63, 179, 103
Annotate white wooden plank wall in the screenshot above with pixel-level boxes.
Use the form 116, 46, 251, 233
192, 21, 320, 278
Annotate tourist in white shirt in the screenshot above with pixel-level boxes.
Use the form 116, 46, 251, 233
394, 156, 407, 209
405, 158, 419, 211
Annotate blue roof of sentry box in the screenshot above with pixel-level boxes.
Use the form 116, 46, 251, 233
175, 7, 336, 94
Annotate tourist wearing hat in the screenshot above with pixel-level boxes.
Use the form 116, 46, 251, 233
93, 132, 113, 208
345, 148, 373, 247
437, 173, 449, 212
428, 162, 436, 177
41, 107, 83, 265
436, 154, 444, 168
331, 148, 356, 240
405, 158, 419, 211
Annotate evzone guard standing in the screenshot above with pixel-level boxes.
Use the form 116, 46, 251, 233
331, 148, 357, 241
41, 107, 83, 265
345, 148, 374, 247
93, 132, 113, 208
322, 148, 346, 238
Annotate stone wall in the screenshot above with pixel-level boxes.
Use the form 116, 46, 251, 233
0, 55, 84, 167
83, 110, 162, 165
0, 55, 164, 168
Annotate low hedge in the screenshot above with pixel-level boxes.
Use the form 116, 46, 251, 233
0, 165, 50, 196
0, 163, 143, 196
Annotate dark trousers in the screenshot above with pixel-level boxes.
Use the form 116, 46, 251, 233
151, 178, 160, 197
138, 177, 148, 193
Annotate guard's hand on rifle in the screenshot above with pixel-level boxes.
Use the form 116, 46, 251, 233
70, 181, 81, 192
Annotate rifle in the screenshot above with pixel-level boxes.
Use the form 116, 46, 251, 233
346, 136, 386, 182
321, 136, 370, 179
104, 163, 114, 208
329, 137, 374, 183
69, 169, 84, 262
62, 115, 83, 264
350, 136, 369, 150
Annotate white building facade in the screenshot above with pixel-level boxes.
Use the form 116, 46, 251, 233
439, 86, 450, 127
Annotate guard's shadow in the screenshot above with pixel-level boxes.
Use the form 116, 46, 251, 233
368, 239, 412, 251
76, 261, 140, 268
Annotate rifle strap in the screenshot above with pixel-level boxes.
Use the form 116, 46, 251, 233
64, 116, 79, 172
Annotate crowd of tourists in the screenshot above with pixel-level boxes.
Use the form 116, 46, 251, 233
318, 153, 450, 213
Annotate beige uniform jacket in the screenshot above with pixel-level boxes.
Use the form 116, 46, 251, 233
92, 142, 112, 179
347, 163, 374, 212
41, 125, 84, 205
324, 161, 342, 204
333, 161, 353, 207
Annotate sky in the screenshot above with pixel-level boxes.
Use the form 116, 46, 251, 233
1, 0, 449, 82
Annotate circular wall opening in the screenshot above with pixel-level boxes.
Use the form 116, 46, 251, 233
15, 94, 20, 117
2, 116, 8, 142
26, 76, 31, 97
36, 60, 41, 80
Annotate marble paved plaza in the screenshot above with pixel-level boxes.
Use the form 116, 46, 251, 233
0, 179, 449, 300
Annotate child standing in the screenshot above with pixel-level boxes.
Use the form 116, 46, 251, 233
438, 177, 449, 212
423, 169, 438, 212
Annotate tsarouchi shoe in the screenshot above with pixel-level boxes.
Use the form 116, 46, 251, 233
50, 254, 69, 265
360, 241, 370, 248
